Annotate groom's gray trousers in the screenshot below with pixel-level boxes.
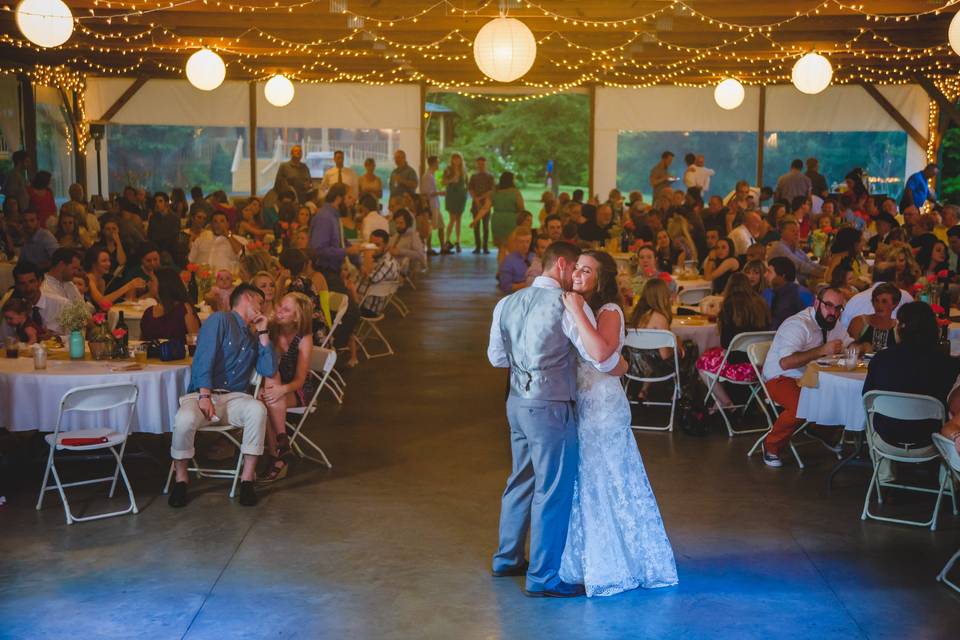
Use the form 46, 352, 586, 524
493, 395, 578, 592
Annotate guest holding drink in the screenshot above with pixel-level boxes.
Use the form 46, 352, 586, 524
141, 268, 200, 342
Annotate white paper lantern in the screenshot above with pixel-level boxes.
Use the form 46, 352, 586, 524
473, 17, 537, 83
16, 0, 74, 48
185, 48, 226, 91
949, 11, 960, 56
713, 78, 745, 110
264, 74, 295, 107
791, 53, 833, 95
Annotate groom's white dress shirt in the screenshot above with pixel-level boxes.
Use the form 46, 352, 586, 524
487, 276, 621, 373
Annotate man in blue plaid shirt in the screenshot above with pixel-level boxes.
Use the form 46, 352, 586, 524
357, 229, 399, 317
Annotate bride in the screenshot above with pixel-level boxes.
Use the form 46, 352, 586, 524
558, 250, 678, 597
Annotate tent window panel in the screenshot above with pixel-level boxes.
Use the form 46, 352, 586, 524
35, 99, 75, 201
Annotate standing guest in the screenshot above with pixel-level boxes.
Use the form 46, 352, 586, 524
863, 302, 960, 482
389, 209, 426, 274
847, 282, 900, 352
728, 211, 762, 257
41, 248, 84, 304
359, 193, 389, 241
468, 156, 496, 255
19, 210, 58, 271
703, 238, 740, 295
307, 184, 362, 277
1, 297, 46, 344
28, 171, 57, 230
260, 292, 315, 482
766, 218, 826, 286
419, 155, 445, 256
168, 284, 276, 508
497, 227, 534, 294
2, 261, 66, 334
84, 246, 143, 307
491, 171, 524, 254
763, 257, 814, 330
904, 163, 938, 210
443, 153, 468, 253
354, 229, 400, 317
274, 144, 313, 204
2, 150, 30, 212
319, 150, 359, 200
358, 157, 383, 203
250, 271, 278, 317
188, 211, 245, 274
774, 159, 813, 204
649, 151, 676, 204
683, 153, 715, 194
141, 268, 200, 342
55, 211, 93, 250
147, 192, 182, 263
524, 234, 552, 286
805, 157, 829, 198
389, 149, 418, 201
759, 288, 852, 467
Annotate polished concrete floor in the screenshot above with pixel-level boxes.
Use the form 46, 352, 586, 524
1, 255, 959, 640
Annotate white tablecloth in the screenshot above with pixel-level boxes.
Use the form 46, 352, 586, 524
675, 278, 712, 292
0, 262, 14, 295
796, 370, 868, 432
0, 357, 190, 433
671, 318, 721, 354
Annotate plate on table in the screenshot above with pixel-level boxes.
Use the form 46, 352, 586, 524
816, 357, 839, 366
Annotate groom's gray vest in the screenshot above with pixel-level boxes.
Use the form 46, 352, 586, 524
499, 286, 576, 401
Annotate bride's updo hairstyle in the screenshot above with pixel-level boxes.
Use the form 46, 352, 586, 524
580, 250, 621, 314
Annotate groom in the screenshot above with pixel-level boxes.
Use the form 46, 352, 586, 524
487, 242, 625, 597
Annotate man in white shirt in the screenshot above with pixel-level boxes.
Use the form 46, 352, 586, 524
319, 150, 358, 200
0, 261, 68, 335
40, 248, 84, 304
188, 211, 246, 274
840, 280, 913, 330
760, 288, 853, 467
359, 193, 390, 241
683, 154, 715, 194
728, 211, 762, 256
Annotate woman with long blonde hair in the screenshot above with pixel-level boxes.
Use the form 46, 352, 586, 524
443, 152, 468, 252
626, 278, 678, 402
667, 214, 698, 266
260, 291, 315, 482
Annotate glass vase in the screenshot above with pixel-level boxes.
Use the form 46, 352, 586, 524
68, 330, 85, 360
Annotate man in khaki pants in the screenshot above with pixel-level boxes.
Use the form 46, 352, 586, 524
168, 283, 276, 507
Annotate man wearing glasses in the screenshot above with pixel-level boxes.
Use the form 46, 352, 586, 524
759, 288, 854, 467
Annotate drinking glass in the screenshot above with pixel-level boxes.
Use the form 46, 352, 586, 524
5, 336, 18, 359
844, 344, 859, 371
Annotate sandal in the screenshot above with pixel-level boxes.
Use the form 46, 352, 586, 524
260, 434, 292, 483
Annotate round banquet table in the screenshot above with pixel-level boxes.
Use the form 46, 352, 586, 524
0, 261, 14, 295
670, 316, 720, 354
796, 369, 868, 432
0, 355, 190, 433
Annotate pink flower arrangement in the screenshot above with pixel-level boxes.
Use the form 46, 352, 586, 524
92, 312, 107, 326
937, 317, 951, 328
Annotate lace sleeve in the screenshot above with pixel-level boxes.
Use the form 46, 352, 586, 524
598, 303, 626, 353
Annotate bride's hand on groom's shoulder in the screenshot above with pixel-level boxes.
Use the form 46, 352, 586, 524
561, 291, 585, 314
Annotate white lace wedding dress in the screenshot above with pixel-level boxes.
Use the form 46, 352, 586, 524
559, 303, 678, 597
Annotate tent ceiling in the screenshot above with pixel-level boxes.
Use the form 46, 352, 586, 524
1, 1, 959, 90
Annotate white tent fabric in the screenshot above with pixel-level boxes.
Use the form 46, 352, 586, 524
593, 84, 930, 198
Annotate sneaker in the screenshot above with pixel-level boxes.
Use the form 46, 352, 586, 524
761, 444, 783, 468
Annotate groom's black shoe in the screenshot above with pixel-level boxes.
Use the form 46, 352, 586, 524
491, 561, 529, 577
523, 582, 586, 598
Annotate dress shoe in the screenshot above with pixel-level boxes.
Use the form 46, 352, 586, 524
524, 582, 586, 598
491, 561, 529, 577
238, 480, 258, 506
472, 247, 481, 255
168, 481, 188, 508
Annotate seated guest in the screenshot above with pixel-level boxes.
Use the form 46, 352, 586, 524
696, 273, 771, 410
98, 216, 128, 271
917, 239, 950, 281
141, 268, 200, 342
353, 230, 400, 317
19, 210, 58, 271
874, 243, 921, 293
763, 257, 814, 330
389, 208, 426, 274
542, 214, 563, 243
250, 271, 278, 317
840, 273, 913, 331
823, 227, 869, 289
524, 234, 552, 287
765, 218, 825, 286
1, 261, 67, 336
168, 284, 276, 508
625, 278, 679, 402
702, 196, 728, 234
497, 227, 534, 294
260, 292, 315, 482
829, 263, 859, 303
759, 287, 853, 467
147, 192, 182, 262
742, 259, 766, 294
84, 246, 143, 307
204, 269, 236, 312
863, 302, 960, 482
279, 248, 330, 340
653, 229, 679, 272
728, 211, 762, 257
237, 198, 271, 241
188, 211, 245, 274
1, 297, 46, 344
41, 248, 84, 304
703, 237, 740, 294
118, 198, 147, 254
939, 405, 960, 457
110, 242, 160, 301
54, 211, 93, 250
186, 206, 210, 246
867, 211, 898, 254
359, 193, 389, 241
578, 203, 614, 243
847, 282, 900, 352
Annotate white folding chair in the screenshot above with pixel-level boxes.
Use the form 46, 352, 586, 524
163, 372, 263, 499
318, 292, 349, 403
932, 432, 960, 593
36, 383, 140, 525
285, 348, 337, 469
861, 391, 955, 530
356, 280, 400, 359
702, 331, 775, 437
677, 286, 712, 305
745, 341, 823, 469
622, 329, 680, 432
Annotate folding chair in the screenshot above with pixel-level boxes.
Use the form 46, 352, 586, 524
623, 329, 681, 432
356, 280, 400, 359
285, 348, 338, 469
745, 341, 830, 469
677, 286, 712, 305
36, 383, 140, 525
702, 331, 775, 437
932, 432, 960, 593
318, 291, 349, 403
163, 373, 263, 499
861, 391, 955, 530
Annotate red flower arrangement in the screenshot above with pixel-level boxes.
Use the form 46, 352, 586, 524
937, 317, 951, 328
92, 312, 107, 326
279, 221, 289, 230
657, 272, 673, 283
927, 274, 938, 283
911, 246, 921, 256
911, 283, 924, 293
931, 303, 946, 315
938, 269, 950, 279
179, 271, 191, 284
112, 328, 127, 340
98, 299, 112, 312
629, 240, 644, 253
186, 263, 200, 273
290, 222, 299, 230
